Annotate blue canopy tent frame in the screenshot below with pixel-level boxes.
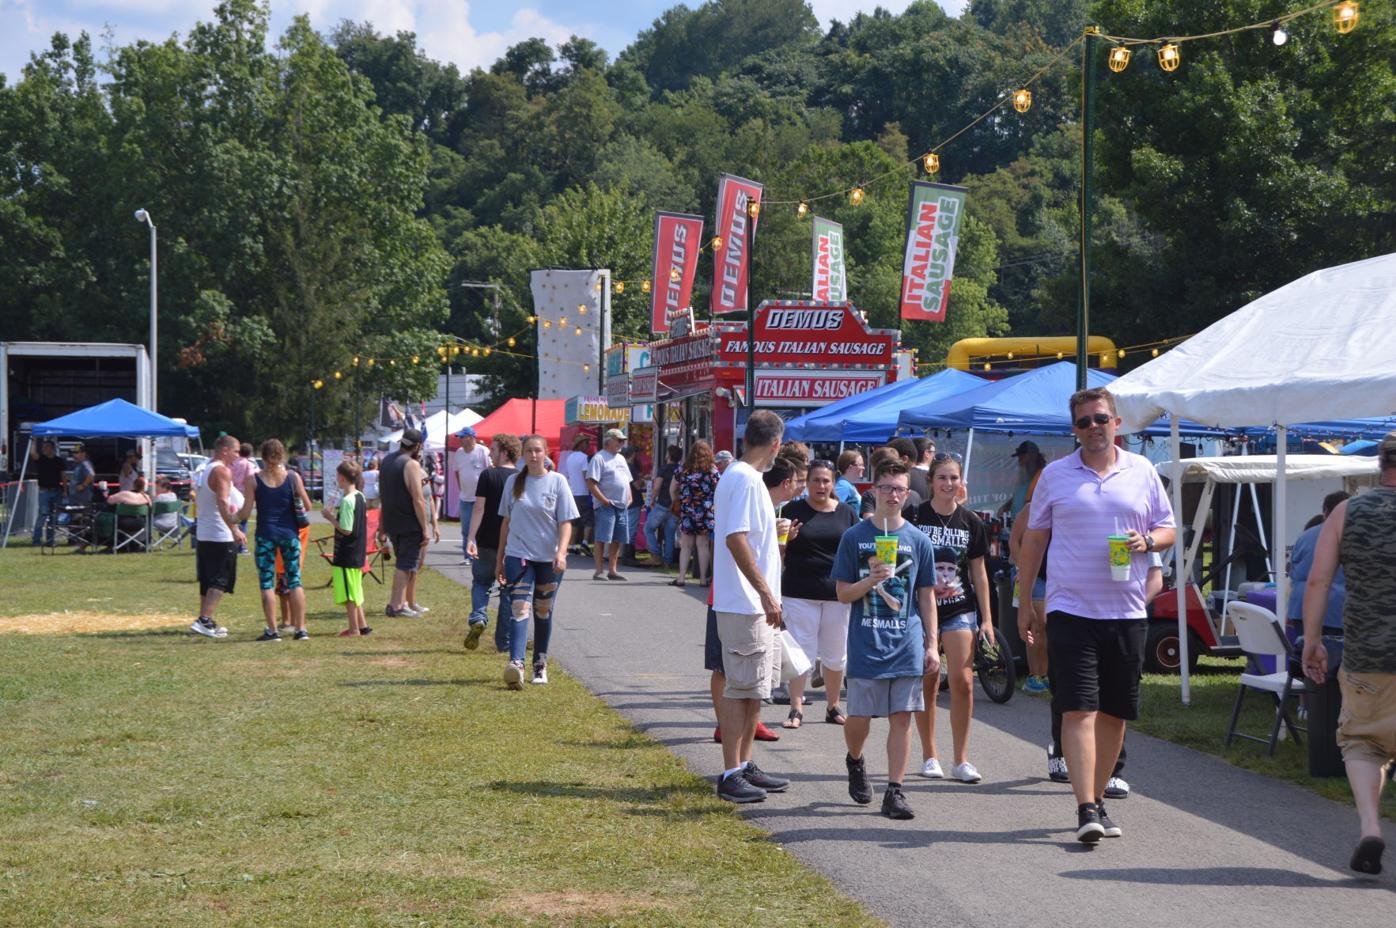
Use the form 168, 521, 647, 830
3, 399, 199, 549
783, 368, 987, 444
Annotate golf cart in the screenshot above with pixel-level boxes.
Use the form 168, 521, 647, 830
1144, 454, 1379, 673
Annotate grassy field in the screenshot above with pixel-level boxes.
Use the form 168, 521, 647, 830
0, 543, 881, 928
1135, 658, 1396, 819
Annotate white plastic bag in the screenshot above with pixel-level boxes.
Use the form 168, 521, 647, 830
777, 629, 812, 682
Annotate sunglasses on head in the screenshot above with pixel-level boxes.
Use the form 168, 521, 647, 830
1074, 412, 1114, 429
932, 452, 963, 463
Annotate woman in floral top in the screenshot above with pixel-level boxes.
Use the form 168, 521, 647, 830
670, 439, 718, 588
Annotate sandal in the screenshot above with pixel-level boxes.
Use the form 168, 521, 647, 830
782, 709, 803, 729
825, 705, 847, 726
669, 578, 686, 588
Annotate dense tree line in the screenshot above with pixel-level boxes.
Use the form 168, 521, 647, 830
2, 0, 1391, 441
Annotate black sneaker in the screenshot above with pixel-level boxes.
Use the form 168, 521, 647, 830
255, 629, 281, 643
1096, 800, 1122, 838
846, 753, 873, 805
360, 626, 372, 636
1076, 803, 1105, 844
742, 762, 788, 793
293, 629, 309, 641
881, 785, 914, 820
716, 772, 767, 804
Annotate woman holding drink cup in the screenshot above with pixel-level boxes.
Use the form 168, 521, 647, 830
909, 453, 995, 783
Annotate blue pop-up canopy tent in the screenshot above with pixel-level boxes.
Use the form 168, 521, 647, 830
784, 369, 986, 443
897, 363, 1118, 434
4, 399, 199, 547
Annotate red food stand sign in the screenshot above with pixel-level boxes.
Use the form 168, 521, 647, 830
716, 302, 896, 366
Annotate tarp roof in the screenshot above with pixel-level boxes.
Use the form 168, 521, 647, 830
467, 398, 567, 447
1156, 455, 1379, 485
1112, 253, 1396, 433
382, 408, 483, 450
32, 398, 200, 438
783, 369, 986, 442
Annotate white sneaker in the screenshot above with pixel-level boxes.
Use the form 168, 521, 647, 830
951, 761, 982, 783
919, 758, 945, 779
531, 662, 548, 685
190, 617, 223, 639
1104, 776, 1130, 799
409, 602, 429, 614
503, 660, 525, 690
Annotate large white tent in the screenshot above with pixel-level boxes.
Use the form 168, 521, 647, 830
1111, 253, 1396, 702
379, 407, 482, 451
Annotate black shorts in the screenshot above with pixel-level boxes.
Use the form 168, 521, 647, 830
196, 540, 238, 596
704, 606, 724, 673
1046, 612, 1147, 721
391, 532, 424, 572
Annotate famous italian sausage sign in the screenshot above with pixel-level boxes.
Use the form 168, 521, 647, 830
715, 302, 896, 367
899, 181, 967, 322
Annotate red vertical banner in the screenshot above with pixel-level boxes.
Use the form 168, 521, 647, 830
650, 212, 705, 334
710, 173, 763, 316
899, 181, 968, 322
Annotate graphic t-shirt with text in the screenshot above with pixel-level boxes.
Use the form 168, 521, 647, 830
909, 502, 988, 624
832, 520, 936, 680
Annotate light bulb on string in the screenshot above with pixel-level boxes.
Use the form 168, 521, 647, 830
543, 320, 552, 329
746, 199, 760, 219
983, 362, 992, 371
797, 201, 810, 218
849, 187, 865, 206
559, 317, 568, 328
1117, 349, 1127, 359
1333, 2, 1359, 34
711, 236, 723, 251
507, 337, 516, 348
472, 348, 481, 357
351, 356, 360, 366
1012, 88, 1032, 113
528, 315, 537, 324
334, 371, 342, 380
583, 364, 590, 373
483, 348, 491, 357
1151, 348, 1160, 357
389, 359, 395, 367
1157, 42, 1181, 72
1100, 352, 1111, 365
922, 152, 940, 174
312, 379, 324, 390
614, 280, 625, 294
641, 280, 651, 293
411, 355, 420, 365
1056, 352, 1064, 360
366, 358, 375, 368
574, 327, 583, 336
1270, 21, 1289, 45
1107, 45, 1131, 72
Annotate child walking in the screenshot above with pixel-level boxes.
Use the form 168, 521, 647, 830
325, 460, 371, 637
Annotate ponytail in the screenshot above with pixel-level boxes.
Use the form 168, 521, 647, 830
514, 435, 548, 499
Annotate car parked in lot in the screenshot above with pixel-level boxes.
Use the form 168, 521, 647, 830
156, 448, 194, 500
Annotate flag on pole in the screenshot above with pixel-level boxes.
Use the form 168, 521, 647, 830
710, 173, 763, 316
899, 181, 968, 322
650, 212, 705, 334
810, 216, 847, 302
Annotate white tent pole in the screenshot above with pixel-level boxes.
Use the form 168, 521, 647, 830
962, 428, 975, 484
1220, 442, 1246, 618
3, 436, 35, 550
1247, 472, 1274, 580
1274, 426, 1288, 624
1172, 417, 1190, 705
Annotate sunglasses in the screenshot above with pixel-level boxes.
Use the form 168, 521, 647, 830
932, 452, 963, 463
1074, 413, 1114, 429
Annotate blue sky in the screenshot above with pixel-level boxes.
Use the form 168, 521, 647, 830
1, 1, 966, 83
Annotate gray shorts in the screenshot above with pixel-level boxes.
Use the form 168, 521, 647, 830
846, 676, 925, 718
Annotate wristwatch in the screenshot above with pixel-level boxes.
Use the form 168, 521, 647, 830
1144, 533, 1156, 552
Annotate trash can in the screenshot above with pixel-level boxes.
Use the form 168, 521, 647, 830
1305, 637, 1346, 779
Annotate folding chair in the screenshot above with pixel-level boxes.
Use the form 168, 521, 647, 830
1223, 601, 1306, 755
311, 508, 387, 588
113, 504, 151, 553
150, 500, 191, 550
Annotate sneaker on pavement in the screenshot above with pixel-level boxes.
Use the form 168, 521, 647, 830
952, 761, 982, 783
1047, 749, 1070, 783
754, 722, 780, 742
464, 622, 485, 650
1076, 803, 1105, 844
293, 629, 309, 641
881, 785, 914, 820
190, 617, 223, 639
1104, 776, 1130, 799
919, 758, 945, 779
1023, 675, 1051, 695
503, 660, 525, 690
743, 762, 789, 793
716, 772, 766, 804
531, 661, 548, 685
846, 753, 873, 805
255, 629, 282, 642
1096, 800, 1122, 838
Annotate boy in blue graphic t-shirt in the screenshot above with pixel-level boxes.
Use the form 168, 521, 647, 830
833, 459, 940, 820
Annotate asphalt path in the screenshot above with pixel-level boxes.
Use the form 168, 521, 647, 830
423, 529, 1395, 928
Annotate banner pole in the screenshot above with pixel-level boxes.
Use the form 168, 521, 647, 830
1076, 27, 1099, 391
745, 212, 757, 409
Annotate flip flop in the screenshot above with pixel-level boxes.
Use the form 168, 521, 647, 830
1351, 836, 1385, 875
825, 705, 847, 726
782, 709, 803, 729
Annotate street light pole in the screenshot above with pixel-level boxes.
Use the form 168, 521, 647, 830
1076, 28, 1099, 391
134, 209, 158, 411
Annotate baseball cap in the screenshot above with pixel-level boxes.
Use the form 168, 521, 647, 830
1380, 431, 1396, 464
604, 428, 627, 441
1012, 440, 1040, 457
399, 427, 424, 447
455, 426, 476, 438
715, 450, 734, 464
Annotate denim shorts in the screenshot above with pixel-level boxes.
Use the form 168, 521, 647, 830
593, 503, 629, 543
940, 610, 979, 634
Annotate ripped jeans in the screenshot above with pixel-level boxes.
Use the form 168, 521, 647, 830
501, 555, 563, 666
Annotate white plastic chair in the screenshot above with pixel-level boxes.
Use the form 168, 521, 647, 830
1223, 602, 1305, 755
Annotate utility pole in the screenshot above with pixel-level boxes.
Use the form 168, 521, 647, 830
1077, 27, 1100, 390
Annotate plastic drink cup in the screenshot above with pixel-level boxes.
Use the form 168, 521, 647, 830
875, 535, 899, 568
776, 518, 791, 545
1107, 535, 1132, 581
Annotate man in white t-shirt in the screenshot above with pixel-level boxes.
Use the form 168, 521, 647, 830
453, 427, 490, 560
561, 434, 593, 555
586, 428, 632, 581
711, 409, 791, 804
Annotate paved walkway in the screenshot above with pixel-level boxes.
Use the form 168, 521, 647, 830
423, 529, 1394, 927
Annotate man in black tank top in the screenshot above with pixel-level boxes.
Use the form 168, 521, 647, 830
378, 429, 432, 617
1302, 432, 1396, 877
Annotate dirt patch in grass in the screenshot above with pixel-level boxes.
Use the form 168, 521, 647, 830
0, 611, 188, 636
494, 890, 671, 921
363, 656, 415, 668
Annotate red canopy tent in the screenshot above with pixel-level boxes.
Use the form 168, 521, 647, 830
449, 398, 567, 451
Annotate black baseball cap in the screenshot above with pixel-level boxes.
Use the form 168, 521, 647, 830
1012, 440, 1040, 457
400, 428, 424, 447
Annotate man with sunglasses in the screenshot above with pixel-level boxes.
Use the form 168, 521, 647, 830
1014, 387, 1175, 844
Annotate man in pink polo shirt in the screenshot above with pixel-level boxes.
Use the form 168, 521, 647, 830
1015, 387, 1175, 845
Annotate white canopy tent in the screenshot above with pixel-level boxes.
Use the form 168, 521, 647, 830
1112, 253, 1396, 703
379, 408, 482, 451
